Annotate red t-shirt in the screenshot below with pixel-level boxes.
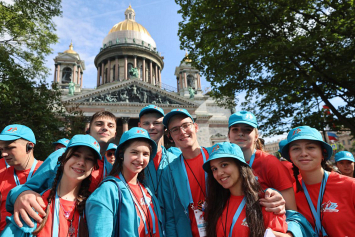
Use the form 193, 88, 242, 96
247, 150, 293, 191
295, 172, 355, 236
37, 190, 80, 237
0, 159, 42, 232
216, 195, 287, 236
89, 158, 104, 192
153, 149, 163, 170
184, 148, 209, 237
281, 160, 296, 183
127, 182, 160, 237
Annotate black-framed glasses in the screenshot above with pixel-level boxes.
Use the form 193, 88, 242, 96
107, 151, 115, 157
169, 122, 194, 135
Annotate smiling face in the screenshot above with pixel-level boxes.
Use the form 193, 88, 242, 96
289, 139, 323, 172
122, 140, 151, 180
89, 116, 117, 144
168, 115, 199, 150
228, 124, 257, 152
336, 160, 355, 177
138, 113, 165, 143
210, 158, 243, 195
63, 146, 97, 182
0, 139, 30, 168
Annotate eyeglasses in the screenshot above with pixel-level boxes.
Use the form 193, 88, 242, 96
106, 151, 115, 157
169, 122, 194, 135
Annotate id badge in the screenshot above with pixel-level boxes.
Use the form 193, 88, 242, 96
193, 208, 207, 237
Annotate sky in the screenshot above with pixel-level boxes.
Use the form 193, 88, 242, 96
44, 0, 209, 91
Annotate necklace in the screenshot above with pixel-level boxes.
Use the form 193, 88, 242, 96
58, 198, 76, 237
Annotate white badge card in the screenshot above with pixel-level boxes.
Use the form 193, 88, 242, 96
194, 209, 207, 237
264, 228, 276, 237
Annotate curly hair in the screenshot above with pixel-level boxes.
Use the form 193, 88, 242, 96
32, 146, 99, 236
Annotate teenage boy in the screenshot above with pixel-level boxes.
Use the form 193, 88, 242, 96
161, 109, 290, 237
0, 125, 43, 231
7, 111, 117, 228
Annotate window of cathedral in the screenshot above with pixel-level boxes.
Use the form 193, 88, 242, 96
128, 63, 133, 79
62, 67, 72, 84
140, 65, 143, 80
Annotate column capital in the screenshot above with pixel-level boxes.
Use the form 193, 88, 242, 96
122, 117, 130, 124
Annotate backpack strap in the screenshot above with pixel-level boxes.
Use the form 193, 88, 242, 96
99, 178, 123, 237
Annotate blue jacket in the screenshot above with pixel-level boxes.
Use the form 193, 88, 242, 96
1, 215, 36, 237
286, 210, 317, 237
85, 176, 164, 237
6, 148, 112, 213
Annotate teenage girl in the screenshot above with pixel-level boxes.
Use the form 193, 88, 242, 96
281, 126, 355, 236
228, 111, 297, 210
1, 134, 101, 237
204, 142, 288, 237
334, 151, 355, 178
85, 127, 163, 236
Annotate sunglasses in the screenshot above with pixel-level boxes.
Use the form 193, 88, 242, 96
107, 151, 115, 157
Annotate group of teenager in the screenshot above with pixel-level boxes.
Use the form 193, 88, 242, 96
0, 105, 354, 236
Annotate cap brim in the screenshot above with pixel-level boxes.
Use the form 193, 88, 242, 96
116, 135, 157, 160
68, 143, 102, 160
0, 135, 20, 142
163, 111, 193, 127
335, 157, 355, 163
139, 108, 164, 119
229, 121, 257, 128
202, 153, 247, 172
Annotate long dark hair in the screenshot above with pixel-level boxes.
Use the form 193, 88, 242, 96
32, 146, 99, 236
205, 159, 265, 237
109, 138, 152, 183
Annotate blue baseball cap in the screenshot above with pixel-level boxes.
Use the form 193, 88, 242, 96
278, 140, 288, 153
203, 142, 247, 172
115, 127, 157, 160
66, 134, 102, 160
281, 126, 333, 161
106, 143, 118, 151
335, 151, 355, 163
139, 105, 165, 119
228, 111, 258, 128
53, 138, 70, 147
0, 124, 36, 144
163, 109, 194, 128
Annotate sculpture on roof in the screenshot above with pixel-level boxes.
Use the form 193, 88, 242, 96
68, 81, 75, 95
129, 67, 139, 79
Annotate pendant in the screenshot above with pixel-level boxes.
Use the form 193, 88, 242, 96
64, 211, 70, 219
68, 222, 75, 236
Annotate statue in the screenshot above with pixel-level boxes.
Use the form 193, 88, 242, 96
189, 87, 195, 99
68, 81, 75, 96
129, 67, 139, 78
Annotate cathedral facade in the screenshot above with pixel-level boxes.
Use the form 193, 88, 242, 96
55, 6, 231, 147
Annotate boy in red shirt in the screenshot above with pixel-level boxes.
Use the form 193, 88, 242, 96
0, 124, 42, 232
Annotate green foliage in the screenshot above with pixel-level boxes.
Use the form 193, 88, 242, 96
175, 0, 355, 136
0, 0, 86, 159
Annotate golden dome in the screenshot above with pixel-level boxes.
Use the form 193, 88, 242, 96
108, 20, 151, 37
63, 42, 77, 54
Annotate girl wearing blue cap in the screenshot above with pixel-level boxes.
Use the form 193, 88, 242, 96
203, 142, 288, 237
281, 126, 355, 236
85, 127, 163, 237
334, 151, 355, 178
1, 134, 101, 237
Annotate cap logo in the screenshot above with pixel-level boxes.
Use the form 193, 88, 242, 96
94, 141, 99, 148
245, 114, 253, 120
7, 127, 18, 133
211, 145, 220, 153
347, 153, 351, 157
137, 129, 145, 134
292, 128, 301, 136
65, 140, 69, 143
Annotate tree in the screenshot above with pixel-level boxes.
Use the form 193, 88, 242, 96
0, 1, 85, 159
175, 0, 355, 136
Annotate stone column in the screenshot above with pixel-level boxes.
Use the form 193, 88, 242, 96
73, 64, 77, 83
101, 63, 104, 86
124, 56, 128, 80
122, 117, 130, 132
80, 73, 83, 88
134, 56, 137, 68
54, 65, 57, 82
197, 73, 201, 89
115, 58, 119, 81
179, 73, 183, 90
57, 64, 60, 83
107, 59, 111, 83
97, 64, 100, 87
184, 72, 187, 89
177, 78, 179, 92
155, 65, 158, 86
77, 66, 81, 85
159, 69, 161, 87
150, 61, 153, 84
142, 58, 146, 82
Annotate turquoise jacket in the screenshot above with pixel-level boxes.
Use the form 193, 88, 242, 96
1, 212, 37, 237
85, 176, 164, 237
6, 148, 112, 213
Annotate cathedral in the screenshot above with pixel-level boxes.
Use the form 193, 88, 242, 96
53, 5, 231, 147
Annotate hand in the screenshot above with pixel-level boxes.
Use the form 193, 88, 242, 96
13, 190, 46, 227
273, 231, 294, 237
259, 188, 286, 215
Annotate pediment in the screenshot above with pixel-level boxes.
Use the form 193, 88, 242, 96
62, 79, 198, 107
55, 53, 80, 61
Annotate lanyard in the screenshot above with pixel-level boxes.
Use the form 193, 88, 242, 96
13, 159, 38, 186
228, 197, 246, 237
180, 148, 207, 205
248, 150, 256, 168
5, 160, 10, 168
119, 173, 156, 235
302, 171, 329, 236
148, 146, 168, 196
103, 158, 107, 178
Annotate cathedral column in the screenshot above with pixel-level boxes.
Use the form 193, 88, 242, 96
115, 57, 119, 81
177, 77, 179, 92
197, 73, 201, 89
124, 56, 128, 80
134, 56, 137, 68
142, 58, 146, 82
149, 60, 153, 84
101, 62, 104, 86
73, 64, 77, 83
122, 117, 130, 132
97, 64, 100, 86
57, 64, 60, 83
54, 65, 57, 82
155, 65, 158, 86
107, 59, 111, 83
184, 72, 187, 89
80, 73, 83, 88
77, 66, 81, 85
179, 73, 183, 90
159, 69, 161, 87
